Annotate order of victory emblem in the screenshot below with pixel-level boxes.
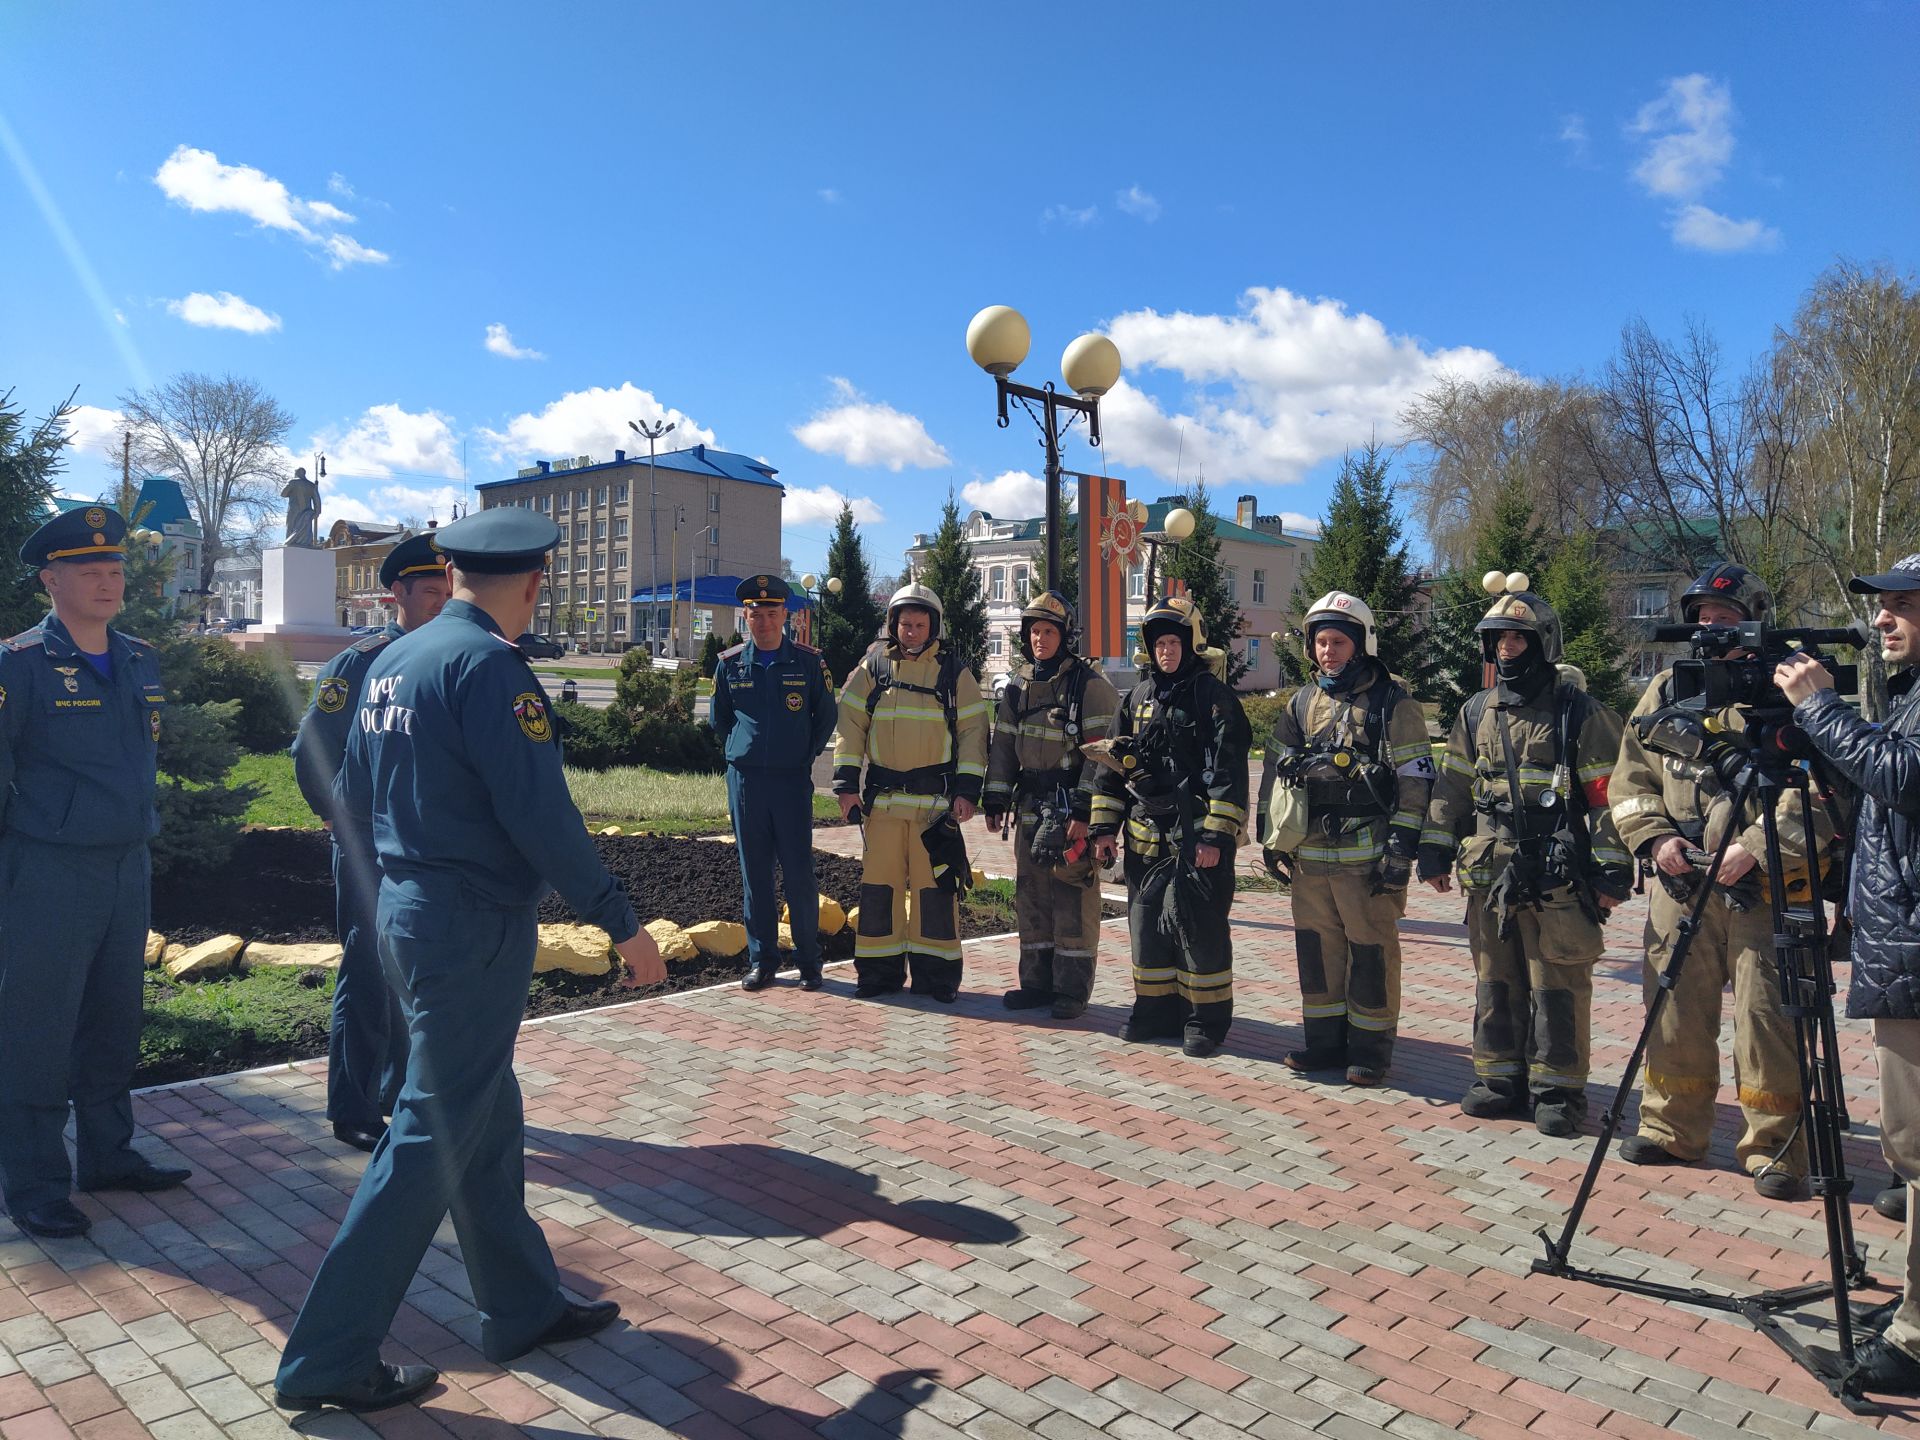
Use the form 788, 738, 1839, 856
1098, 500, 1144, 567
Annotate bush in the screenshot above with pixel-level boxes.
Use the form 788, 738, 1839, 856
555, 700, 721, 773
138, 965, 333, 1087
153, 698, 259, 883
167, 637, 303, 752
1239, 687, 1298, 747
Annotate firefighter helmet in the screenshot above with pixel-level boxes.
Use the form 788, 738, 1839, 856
1681, 562, 1772, 624
1475, 580, 1563, 665
1301, 591, 1377, 660
886, 582, 944, 643
1019, 589, 1077, 659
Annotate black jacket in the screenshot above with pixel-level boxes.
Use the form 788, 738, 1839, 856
1795, 669, 1920, 1019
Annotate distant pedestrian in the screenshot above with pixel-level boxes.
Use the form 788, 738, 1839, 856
274, 508, 664, 1414
710, 573, 837, 991
291, 531, 451, 1153
0, 505, 190, 1241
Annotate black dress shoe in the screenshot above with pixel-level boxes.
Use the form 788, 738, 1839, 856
275, 1361, 439, 1413
1876, 1183, 1909, 1222
1183, 1033, 1222, 1058
1851, 1337, 1920, 1395
798, 969, 824, 992
741, 964, 777, 992
332, 1123, 384, 1154
14, 1200, 90, 1239
78, 1162, 191, 1194
495, 1300, 622, 1363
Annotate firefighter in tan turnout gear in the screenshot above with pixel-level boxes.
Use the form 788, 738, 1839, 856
1089, 595, 1252, 1057
1419, 575, 1633, 1136
983, 591, 1121, 1020
1611, 563, 1828, 1201
1257, 593, 1434, 1086
833, 584, 991, 1003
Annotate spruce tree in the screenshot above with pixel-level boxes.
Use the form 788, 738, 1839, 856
1030, 493, 1079, 603
1539, 530, 1631, 713
1163, 483, 1249, 684
0, 389, 68, 636
816, 499, 886, 681
1426, 476, 1551, 725
917, 490, 990, 678
1281, 442, 1431, 691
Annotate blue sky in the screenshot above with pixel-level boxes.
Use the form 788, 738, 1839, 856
3, 2, 1915, 579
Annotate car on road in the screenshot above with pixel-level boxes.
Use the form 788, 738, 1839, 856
991, 670, 1015, 704
517, 633, 566, 660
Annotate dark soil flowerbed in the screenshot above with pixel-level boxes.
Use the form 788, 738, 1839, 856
140, 828, 1088, 1086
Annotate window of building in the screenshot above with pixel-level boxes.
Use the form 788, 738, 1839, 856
612, 612, 627, 633
1129, 566, 1145, 600
989, 566, 1006, 602
989, 631, 1004, 658
1632, 585, 1669, 619
1124, 626, 1140, 658
1226, 566, 1239, 601
708, 492, 719, 513
1253, 569, 1266, 604
1248, 635, 1262, 671
710, 526, 720, 549
614, 517, 628, 539
1014, 565, 1031, 602
594, 585, 606, 604
576, 488, 588, 508
558, 492, 570, 512
704, 557, 718, 576
615, 483, 628, 503
574, 522, 587, 542
592, 552, 605, 572
596, 486, 608, 505
541, 494, 553, 512
573, 585, 587, 603
613, 549, 627, 570
595, 519, 607, 540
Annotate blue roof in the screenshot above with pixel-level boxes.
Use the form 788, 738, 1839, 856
629, 575, 814, 609
132, 475, 198, 535
476, 443, 781, 493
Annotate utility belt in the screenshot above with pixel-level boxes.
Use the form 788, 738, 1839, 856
864, 763, 951, 801
1480, 798, 1566, 844
1016, 770, 1076, 802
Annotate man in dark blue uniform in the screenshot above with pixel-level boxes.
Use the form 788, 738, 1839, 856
291, 532, 451, 1152
0, 506, 190, 1240
710, 574, 837, 991
274, 508, 665, 1413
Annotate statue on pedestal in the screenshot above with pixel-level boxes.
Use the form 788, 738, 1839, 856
282, 467, 321, 549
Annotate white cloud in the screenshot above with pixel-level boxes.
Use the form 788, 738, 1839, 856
1277, 512, 1322, 536
484, 322, 545, 361
1629, 74, 1734, 199
791, 377, 948, 471
58, 404, 127, 462
1670, 203, 1780, 253
783, 484, 884, 527
817, 187, 841, 204
1558, 114, 1590, 160
960, 469, 1044, 517
152, 144, 389, 268
1115, 185, 1161, 222
165, 290, 282, 334
1100, 286, 1507, 486
480, 383, 718, 464
327, 172, 356, 199
1042, 203, 1098, 228
312, 403, 464, 480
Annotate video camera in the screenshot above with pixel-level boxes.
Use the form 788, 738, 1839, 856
1649, 620, 1866, 716
1635, 620, 1867, 787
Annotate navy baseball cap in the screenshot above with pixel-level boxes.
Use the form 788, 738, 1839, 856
379, 531, 448, 588
21, 504, 127, 567
1848, 553, 1920, 594
434, 508, 560, 575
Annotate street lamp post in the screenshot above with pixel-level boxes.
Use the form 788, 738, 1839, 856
1134, 501, 1196, 604
795, 571, 843, 647
628, 417, 676, 654
966, 306, 1121, 593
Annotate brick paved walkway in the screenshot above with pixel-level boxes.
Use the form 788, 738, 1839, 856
3, 859, 1917, 1438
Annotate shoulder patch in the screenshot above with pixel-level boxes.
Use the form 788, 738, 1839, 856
117, 631, 152, 650
4, 631, 45, 651
721, 643, 747, 659
316, 675, 351, 713
513, 690, 553, 742
792, 640, 820, 655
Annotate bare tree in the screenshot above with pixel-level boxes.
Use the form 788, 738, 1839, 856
118, 373, 295, 596
1774, 261, 1920, 714
1399, 374, 1606, 571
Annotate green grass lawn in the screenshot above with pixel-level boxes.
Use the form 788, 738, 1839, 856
231, 752, 322, 829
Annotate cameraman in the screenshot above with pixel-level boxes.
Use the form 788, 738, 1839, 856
1776, 553, 1920, 1394
1613, 565, 1829, 1201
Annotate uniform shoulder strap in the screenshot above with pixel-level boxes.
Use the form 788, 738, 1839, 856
4, 630, 45, 651
863, 646, 894, 719
348, 631, 393, 656
1365, 676, 1406, 759
720, 642, 747, 659
1463, 688, 1491, 752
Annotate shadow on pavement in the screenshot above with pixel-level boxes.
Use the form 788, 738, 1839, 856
526, 1132, 1023, 1246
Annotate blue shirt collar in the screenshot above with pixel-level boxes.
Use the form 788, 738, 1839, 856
38, 611, 132, 661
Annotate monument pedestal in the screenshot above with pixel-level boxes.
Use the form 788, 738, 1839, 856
231, 546, 353, 661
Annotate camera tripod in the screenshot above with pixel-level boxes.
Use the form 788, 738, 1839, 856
1532, 738, 1886, 1414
